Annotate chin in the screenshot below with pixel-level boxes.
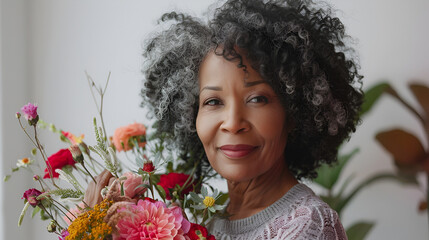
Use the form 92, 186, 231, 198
215, 167, 257, 183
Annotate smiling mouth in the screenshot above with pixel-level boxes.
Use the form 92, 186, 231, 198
219, 144, 258, 158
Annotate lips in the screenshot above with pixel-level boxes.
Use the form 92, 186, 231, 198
219, 144, 257, 158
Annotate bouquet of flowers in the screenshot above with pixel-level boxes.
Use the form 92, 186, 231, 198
6, 78, 226, 239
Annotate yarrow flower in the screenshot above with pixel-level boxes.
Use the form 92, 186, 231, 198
66, 199, 113, 240
112, 122, 146, 152
112, 199, 190, 240
63, 202, 85, 225
22, 188, 43, 207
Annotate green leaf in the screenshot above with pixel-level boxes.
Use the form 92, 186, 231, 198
3, 175, 11, 182
360, 82, 391, 117
32, 206, 41, 218
31, 148, 37, 156
346, 221, 375, 240
18, 202, 30, 226
216, 193, 229, 205
39, 208, 50, 220
337, 173, 407, 214
409, 82, 429, 118
155, 184, 166, 201
314, 148, 359, 189
12, 167, 20, 172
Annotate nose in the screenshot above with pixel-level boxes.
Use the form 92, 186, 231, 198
220, 103, 250, 134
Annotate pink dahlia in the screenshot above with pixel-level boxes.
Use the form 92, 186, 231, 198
114, 199, 190, 240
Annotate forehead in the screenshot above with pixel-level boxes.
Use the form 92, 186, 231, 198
198, 51, 265, 88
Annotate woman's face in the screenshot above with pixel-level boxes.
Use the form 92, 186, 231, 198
196, 52, 290, 182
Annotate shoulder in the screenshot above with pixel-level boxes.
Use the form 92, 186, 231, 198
276, 185, 348, 240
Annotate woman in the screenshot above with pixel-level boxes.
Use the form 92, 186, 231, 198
90, 0, 362, 239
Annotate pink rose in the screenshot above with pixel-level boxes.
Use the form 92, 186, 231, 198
120, 172, 146, 199
112, 123, 146, 152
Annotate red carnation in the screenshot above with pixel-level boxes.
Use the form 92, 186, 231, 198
186, 223, 216, 240
157, 173, 194, 200
43, 149, 76, 178
22, 188, 43, 207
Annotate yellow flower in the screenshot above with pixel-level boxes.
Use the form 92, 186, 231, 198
203, 196, 215, 208
66, 199, 112, 240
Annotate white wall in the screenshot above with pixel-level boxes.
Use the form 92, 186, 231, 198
1, 0, 33, 239
1, 0, 428, 239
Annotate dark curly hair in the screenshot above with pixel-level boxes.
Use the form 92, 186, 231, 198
141, 0, 363, 180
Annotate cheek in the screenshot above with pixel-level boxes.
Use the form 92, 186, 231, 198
196, 111, 215, 147
252, 109, 288, 141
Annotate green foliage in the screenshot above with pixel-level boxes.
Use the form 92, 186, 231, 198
3, 175, 11, 182
93, 118, 107, 152
314, 81, 422, 239
315, 148, 359, 189
360, 82, 391, 116
48, 188, 84, 199
346, 222, 375, 240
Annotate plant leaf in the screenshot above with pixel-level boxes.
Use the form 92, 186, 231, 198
314, 148, 359, 189
409, 82, 429, 118
360, 82, 391, 117
3, 175, 11, 182
32, 206, 41, 218
155, 184, 166, 201
337, 173, 413, 214
18, 202, 30, 227
375, 129, 426, 168
346, 221, 375, 240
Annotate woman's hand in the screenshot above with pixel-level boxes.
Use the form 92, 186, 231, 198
83, 170, 115, 207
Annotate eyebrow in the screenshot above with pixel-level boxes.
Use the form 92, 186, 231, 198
200, 80, 267, 93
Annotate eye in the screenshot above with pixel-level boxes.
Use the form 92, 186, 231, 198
248, 96, 268, 104
204, 98, 222, 106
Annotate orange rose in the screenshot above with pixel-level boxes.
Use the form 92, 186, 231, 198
112, 123, 146, 152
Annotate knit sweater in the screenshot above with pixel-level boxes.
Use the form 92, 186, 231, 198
207, 184, 347, 240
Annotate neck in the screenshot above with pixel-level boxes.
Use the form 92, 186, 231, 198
226, 161, 298, 220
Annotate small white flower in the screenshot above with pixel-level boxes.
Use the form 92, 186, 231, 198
189, 186, 226, 213
16, 158, 33, 168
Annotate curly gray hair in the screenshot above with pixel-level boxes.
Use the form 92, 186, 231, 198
141, 0, 363, 179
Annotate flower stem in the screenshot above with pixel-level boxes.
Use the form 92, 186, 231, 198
39, 204, 65, 231
33, 126, 59, 188
81, 163, 97, 184
51, 199, 75, 222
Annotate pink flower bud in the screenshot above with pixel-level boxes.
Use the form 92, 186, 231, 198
20, 103, 38, 121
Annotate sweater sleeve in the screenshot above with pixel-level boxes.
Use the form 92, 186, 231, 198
276, 204, 348, 240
